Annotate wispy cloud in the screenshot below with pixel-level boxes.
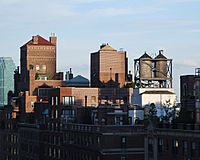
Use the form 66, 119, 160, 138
0, 0, 25, 5
175, 60, 200, 67
187, 29, 200, 33
69, 0, 114, 4
88, 8, 133, 16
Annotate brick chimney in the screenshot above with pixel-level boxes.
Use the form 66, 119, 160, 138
32, 36, 39, 44
49, 33, 57, 45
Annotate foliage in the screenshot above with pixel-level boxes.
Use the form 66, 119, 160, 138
149, 103, 157, 118
124, 82, 135, 88
144, 103, 157, 119
160, 100, 175, 123
35, 73, 39, 80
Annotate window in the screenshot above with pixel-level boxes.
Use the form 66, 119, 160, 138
91, 96, 96, 102
115, 116, 123, 125
55, 110, 58, 119
191, 142, 196, 157
172, 139, 179, 154
49, 147, 52, 157
158, 138, 163, 153
58, 149, 60, 159
97, 137, 100, 145
183, 141, 188, 155
38, 88, 49, 97
85, 96, 87, 107
52, 97, 54, 105
31, 102, 34, 107
36, 65, 40, 71
121, 136, 126, 147
56, 96, 58, 105
121, 156, 126, 160
39, 76, 48, 80
62, 96, 75, 105
42, 65, 46, 72
53, 148, 56, 158
148, 138, 153, 152
115, 73, 119, 82
166, 139, 169, 150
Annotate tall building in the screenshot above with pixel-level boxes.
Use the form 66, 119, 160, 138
14, 34, 65, 113
0, 57, 15, 107
91, 43, 128, 88
19, 34, 57, 93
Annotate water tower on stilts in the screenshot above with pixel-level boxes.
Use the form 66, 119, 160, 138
132, 50, 176, 121
134, 50, 172, 89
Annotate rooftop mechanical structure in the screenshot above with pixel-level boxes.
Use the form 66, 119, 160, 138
134, 50, 172, 88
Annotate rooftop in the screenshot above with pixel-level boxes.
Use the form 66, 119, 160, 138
21, 35, 55, 47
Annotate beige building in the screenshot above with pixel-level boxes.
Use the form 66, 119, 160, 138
91, 43, 128, 88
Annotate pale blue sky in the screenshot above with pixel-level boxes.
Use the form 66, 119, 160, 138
0, 0, 200, 101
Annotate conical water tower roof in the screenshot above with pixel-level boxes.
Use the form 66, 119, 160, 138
139, 52, 152, 59
155, 50, 167, 59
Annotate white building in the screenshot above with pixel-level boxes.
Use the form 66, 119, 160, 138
132, 88, 176, 118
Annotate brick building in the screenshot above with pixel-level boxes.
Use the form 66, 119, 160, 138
91, 43, 128, 88
37, 86, 133, 108
13, 35, 64, 113
14, 104, 145, 160
180, 75, 195, 121
180, 68, 200, 123
145, 123, 200, 160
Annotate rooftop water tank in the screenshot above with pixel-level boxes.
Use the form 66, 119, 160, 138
139, 52, 152, 79
154, 50, 167, 79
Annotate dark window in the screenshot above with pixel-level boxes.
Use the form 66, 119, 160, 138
191, 142, 196, 157
158, 138, 163, 153
85, 96, 87, 107
183, 84, 187, 96
121, 136, 126, 146
166, 139, 169, 150
115, 73, 119, 82
182, 141, 188, 155
148, 138, 153, 153
172, 139, 179, 155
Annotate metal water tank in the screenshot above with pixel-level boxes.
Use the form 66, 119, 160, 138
139, 52, 152, 79
154, 50, 167, 79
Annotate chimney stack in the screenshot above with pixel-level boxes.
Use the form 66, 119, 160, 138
32, 36, 39, 44
49, 33, 57, 45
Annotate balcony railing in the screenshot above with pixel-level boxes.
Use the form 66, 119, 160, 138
62, 123, 144, 133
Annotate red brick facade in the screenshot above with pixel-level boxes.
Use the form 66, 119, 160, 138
91, 44, 128, 88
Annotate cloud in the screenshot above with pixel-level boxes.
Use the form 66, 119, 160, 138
187, 29, 200, 33
88, 8, 133, 16
69, 0, 114, 4
174, 60, 200, 67
0, 0, 24, 5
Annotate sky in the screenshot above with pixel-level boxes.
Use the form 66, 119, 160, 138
0, 0, 200, 101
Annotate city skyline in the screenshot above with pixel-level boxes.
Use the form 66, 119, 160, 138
0, 0, 200, 100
